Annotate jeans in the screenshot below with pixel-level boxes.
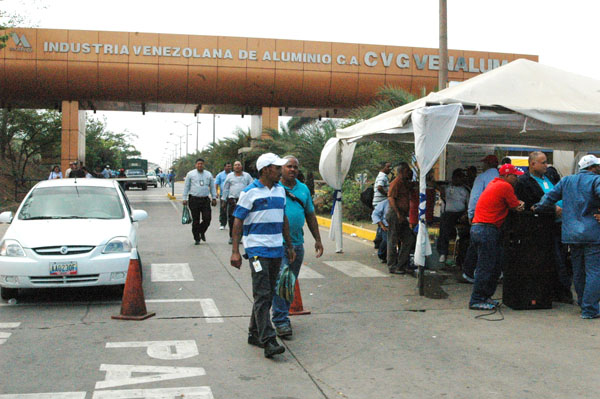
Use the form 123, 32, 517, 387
570, 244, 600, 318
437, 211, 462, 256
272, 245, 305, 328
188, 196, 211, 241
219, 199, 227, 227
470, 224, 502, 305
463, 241, 477, 277
378, 228, 388, 261
386, 210, 416, 271
249, 256, 281, 344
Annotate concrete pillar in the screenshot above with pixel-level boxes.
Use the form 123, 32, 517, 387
60, 101, 86, 173
250, 107, 279, 140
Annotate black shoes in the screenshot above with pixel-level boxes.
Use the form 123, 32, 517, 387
275, 324, 293, 339
194, 240, 200, 245
264, 338, 285, 358
201, 233, 206, 242
228, 237, 233, 244
389, 267, 406, 275
247, 334, 264, 348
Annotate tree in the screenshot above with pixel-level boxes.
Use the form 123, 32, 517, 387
85, 116, 140, 171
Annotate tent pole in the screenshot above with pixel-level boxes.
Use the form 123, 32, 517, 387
335, 141, 343, 253
438, 0, 449, 90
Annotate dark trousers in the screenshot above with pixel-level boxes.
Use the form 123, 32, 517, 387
227, 198, 237, 238
377, 227, 388, 261
249, 256, 281, 344
386, 210, 416, 271
219, 199, 228, 227
470, 224, 502, 305
551, 223, 573, 298
436, 211, 463, 256
188, 196, 211, 241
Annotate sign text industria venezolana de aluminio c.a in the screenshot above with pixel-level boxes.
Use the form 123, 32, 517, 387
11, 34, 511, 73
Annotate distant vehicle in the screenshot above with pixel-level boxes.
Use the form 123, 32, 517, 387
0, 178, 148, 300
117, 169, 148, 190
146, 171, 158, 188
122, 159, 148, 174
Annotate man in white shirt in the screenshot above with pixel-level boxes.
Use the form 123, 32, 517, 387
222, 161, 253, 244
372, 161, 391, 249
182, 158, 217, 245
437, 169, 470, 263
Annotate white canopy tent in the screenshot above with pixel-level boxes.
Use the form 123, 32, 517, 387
319, 59, 600, 261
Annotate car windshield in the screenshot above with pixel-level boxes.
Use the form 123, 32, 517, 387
18, 186, 125, 220
126, 169, 145, 177
147, 171, 156, 176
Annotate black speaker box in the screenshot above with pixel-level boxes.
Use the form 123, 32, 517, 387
502, 211, 554, 310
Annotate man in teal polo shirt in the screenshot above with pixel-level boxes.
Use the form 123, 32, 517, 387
272, 155, 324, 339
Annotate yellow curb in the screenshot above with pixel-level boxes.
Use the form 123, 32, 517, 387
167, 193, 176, 200
316, 215, 376, 241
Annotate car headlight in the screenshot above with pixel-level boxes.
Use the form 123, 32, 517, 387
0, 239, 26, 257
102, 237, 132, 253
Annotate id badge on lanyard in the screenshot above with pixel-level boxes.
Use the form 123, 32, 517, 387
252, 256, 263, 272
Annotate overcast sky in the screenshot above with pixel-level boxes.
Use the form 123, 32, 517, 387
4, 0, 598, 167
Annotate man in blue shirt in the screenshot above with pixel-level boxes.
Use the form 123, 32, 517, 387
371, 199, 389, 264
535, 155, 600, 319
230, 153, 295, 358
462, 155, 499, 282
271, 156, 323, 339
214, 162, 232, 230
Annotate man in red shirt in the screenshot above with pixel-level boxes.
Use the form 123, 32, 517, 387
469, 164, 525, 310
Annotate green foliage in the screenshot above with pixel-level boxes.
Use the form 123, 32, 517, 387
0, 109, 61, 180
345, 85, 416, 126
85, 116, 140, 171
314, 180, 371, 222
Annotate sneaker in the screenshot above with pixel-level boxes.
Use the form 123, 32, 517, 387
264, 338, 285, 358
439, 255, 446, 263
469, 298, 498, 310
247, 334, 264, 348
461, 273, 475, 284
219, 226, 225, 230
581, 313, 600, 320
275, 324, 293, 339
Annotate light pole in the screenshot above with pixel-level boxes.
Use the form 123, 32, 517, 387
174, 121, 193, 155
212, 114, 220, 144
195, 115, 201, 154
169, 133, 183, 158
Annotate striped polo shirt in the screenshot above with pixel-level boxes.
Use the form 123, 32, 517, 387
233, 179, 286, 258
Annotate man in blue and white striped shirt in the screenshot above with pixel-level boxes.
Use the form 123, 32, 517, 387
230, 153, 295, 359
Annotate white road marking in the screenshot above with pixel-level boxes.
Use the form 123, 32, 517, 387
0, 394, 86, 399
323, 261, 388, 277
92, 387, 213, 399
96, 364, 206, 389
0, 322, 20, 328
199, 299, 224, 323
298, 265, 325, 279
0, 332, 11, 345
151, 263, 194, 282
106, 340, 199, 360
170, 200, 179, 212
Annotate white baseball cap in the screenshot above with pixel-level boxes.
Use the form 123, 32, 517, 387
256, 152, 287, 172
578, 154, 600, 170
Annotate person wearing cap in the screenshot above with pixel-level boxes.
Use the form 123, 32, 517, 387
469, 164, 524, 310
271, 155, 323, 339
461, 155, 500, 283
182, 158, 217, 245
230, 153, 295, 358
515, 151, 572, 303
534, 155, 600, 319
102, 165, 111, 179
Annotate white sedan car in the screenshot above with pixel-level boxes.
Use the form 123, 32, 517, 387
0, 178, 147, 300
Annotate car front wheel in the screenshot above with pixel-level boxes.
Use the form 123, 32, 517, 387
1, 287, 18, 300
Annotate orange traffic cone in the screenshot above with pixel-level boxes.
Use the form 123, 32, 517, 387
289, 280, 311, 316
112, 249, 155, 321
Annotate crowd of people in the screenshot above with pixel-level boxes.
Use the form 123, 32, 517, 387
48, 162, 177, 186
370, 152, 600, 318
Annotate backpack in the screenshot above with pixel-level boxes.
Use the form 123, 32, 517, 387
360, 185, 375, 210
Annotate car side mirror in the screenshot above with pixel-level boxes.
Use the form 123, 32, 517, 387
131, 209, 148, 222
0, 211, 13, 223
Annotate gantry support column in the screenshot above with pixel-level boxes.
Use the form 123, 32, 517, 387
250, 107, 279, 141
60, 101, 86, 173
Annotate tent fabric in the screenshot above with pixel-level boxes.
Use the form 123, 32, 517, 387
318, 138, 356, 252
412, 104, 462, 266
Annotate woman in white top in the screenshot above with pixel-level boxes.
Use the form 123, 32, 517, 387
48, 165, 63, 180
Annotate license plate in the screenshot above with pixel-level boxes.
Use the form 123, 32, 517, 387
50, 261, 78, 276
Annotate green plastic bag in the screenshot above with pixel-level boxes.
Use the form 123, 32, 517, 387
182, 206, 192, 224
276, 263, 296, 303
